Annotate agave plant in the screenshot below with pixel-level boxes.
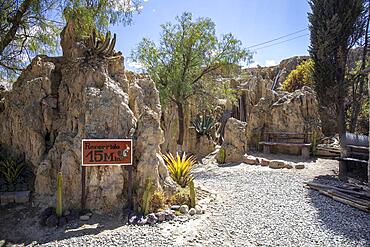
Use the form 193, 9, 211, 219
0, 159, 25, 184
162, 153, 196, 188
191, 115, 215, 136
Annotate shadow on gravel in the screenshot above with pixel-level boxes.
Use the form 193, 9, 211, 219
0, 205, 126, 246
307, 175, 370, 245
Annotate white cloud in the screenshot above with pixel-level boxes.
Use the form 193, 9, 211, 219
143, 0, 149, 2
152, 9, 156, 12
265, 59, 277, 67
247, 61, 260, 68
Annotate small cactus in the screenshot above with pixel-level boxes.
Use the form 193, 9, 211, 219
86, 29, 117, 57
142, 178, 154, 215
311, 130, 318, 155
189, 180, 196, 208
56, 172, 63, 217
219, 147, 226, 164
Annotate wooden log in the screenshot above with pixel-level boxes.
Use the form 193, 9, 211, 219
327, 190, 370, 207
310, 187, 370, 212
305, 182, 370, 199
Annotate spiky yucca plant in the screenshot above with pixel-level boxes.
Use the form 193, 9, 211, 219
162, 153, 196, 188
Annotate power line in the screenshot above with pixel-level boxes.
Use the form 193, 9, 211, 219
246, 28, 308, 49
253, 33, 309, 51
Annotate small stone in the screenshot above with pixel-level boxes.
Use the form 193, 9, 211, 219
243, 155, 257, 165
155, 211, 166, 222
259, 158, 270, 166
86, 212, 93, 217
295, 164, 305, 169
269, 160, 286, 169
136, 216, 147, 226
146, 213, 158, 225
164, 210, 175, 221
179, 205, 189, 214
45, 214, 58, 227
285, 163, 293, 169
171, 205, 180, 210
194, 205, 202, 214
63, 210, 71, 216
188, 208, 196, 216
79, 215, 90, 221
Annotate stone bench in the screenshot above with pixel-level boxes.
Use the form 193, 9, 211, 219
259, 132, 311, 159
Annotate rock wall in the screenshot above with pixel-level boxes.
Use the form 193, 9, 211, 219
219, 118, 247, 163
246, 86, 322, 149
0, 23, 175, 213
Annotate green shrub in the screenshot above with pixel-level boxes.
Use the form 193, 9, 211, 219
0, 159, 24, 184
281, 59, 314, 92
170, 187, 191, 206
150, 191, 166, 213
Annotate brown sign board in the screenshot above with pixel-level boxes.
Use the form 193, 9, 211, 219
81, 139, 132, 166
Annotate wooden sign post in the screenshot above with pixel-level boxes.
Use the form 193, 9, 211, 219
81, 139, 133, 210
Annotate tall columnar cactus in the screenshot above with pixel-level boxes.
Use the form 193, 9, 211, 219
142, 178, 154, 215
311, 130, 318, 155
189, 180, 196, 208
56, 172, 63, 217
219, 147, 226, 164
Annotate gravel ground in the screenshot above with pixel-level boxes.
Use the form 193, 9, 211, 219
2, 155, 370, 247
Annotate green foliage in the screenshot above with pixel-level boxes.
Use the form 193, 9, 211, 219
0, 159, 24, 184
0, 0, 142, 80
218, 148, 226, 164
189, 180, 196, 208
170, 187, 191, 206
142, 178, 154, 215
191, 115, 215, 136
162, 153, 196, 188
310, 130, 318, 155
149, 191, 166, 213
56, 172, 63, 217
308, 0, 366, 113
281, 59, 314, 92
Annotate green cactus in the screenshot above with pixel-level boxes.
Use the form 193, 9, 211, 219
142, 178, 154, 215
56, 172, 63, 217
219, 147, 226, 164
189, 180, 196, 208
310, 130, 318, 156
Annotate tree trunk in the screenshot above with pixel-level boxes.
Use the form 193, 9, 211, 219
176, 102, 185, 153
0, 0, 34, 55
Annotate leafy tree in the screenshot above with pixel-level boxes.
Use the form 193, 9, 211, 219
281, 59, 314, 92
132, 12, 251, 151
0, 0, 141, 80
308, 0, 366, 140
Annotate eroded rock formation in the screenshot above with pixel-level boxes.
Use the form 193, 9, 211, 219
0, 22, 175, 213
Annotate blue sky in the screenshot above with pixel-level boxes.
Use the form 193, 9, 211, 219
110, 0, 311, 71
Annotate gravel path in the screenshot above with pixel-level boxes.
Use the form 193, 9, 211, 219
4, 156, 370, 247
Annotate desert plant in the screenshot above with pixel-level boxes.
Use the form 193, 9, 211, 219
150, 191, 166, 213
218, 148, 226, 164
310, 130, 318, 155
189, 180, 196, 208
170, 188, 191, 206
162, 153, 196, 188
56, 172, 63, 217
142, 178, 154, 215
0, 159, 25, 184
191, 115, 215, 136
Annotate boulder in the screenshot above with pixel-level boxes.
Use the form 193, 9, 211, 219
243, 155, 258, 165
269, 160, 287, 169
218, 118, 247, 163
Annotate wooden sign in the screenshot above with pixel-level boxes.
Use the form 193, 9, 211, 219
81, 139, 132, 166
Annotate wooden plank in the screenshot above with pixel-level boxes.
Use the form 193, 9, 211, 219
305, 182, 370, 199
259, 141, 311, 147
335, 157, 368, 164
347, 145, 369, 151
